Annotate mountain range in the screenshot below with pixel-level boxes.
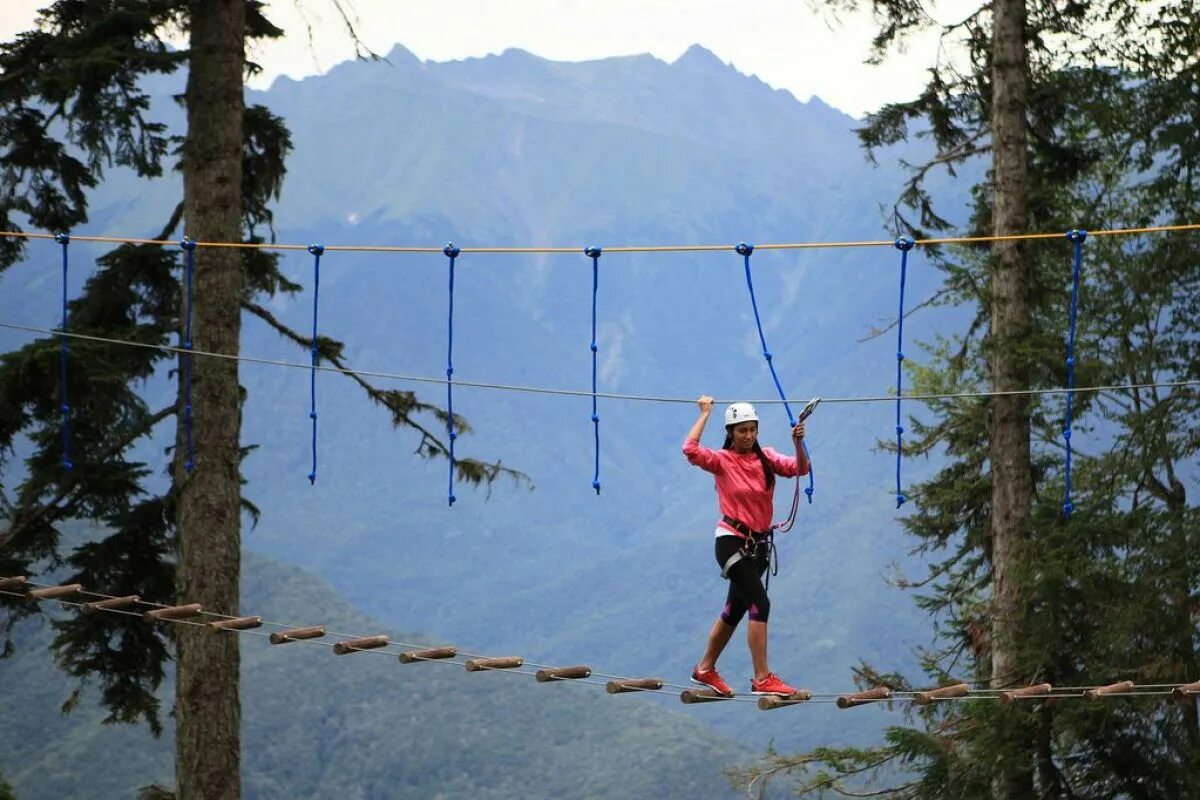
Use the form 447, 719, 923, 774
0, 43, 978, 797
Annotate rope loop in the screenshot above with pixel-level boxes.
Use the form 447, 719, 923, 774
586, 245, 603, 494
735, 240, 814, 510
179, 237, 196, 472
893, 237, 913, 508
444, 242, 459, 505
307, 244, 324, 484
1062, 228, 1087, 517
56, 233, 72, 470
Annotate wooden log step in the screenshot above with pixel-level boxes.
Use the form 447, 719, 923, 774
145, 603, 203, 621
398, 647, 457, 664
913, 683, 970, 705
605, 678, 664, 694
1083, 680, 1135, 701
26, 583, 82, 602
268, 626, 326, 644
837, 686, 891, 708
535, 666, 592, 682
680, 689, 735, 704
464, 656, 523, 672
1171, 680, 1200, 701
333, 635, 389, 655
1000, 683, 1053, 705
82, 595, 140, 614
208, 616, 263, 632
757, 691, 814, 710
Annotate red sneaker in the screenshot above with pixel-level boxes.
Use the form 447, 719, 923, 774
751, 672, 798, 696
691, 666, 734, 697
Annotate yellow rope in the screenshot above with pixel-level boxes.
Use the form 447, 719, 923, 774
0, 222, 1196, 253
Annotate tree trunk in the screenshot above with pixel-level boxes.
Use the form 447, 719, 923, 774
988, 0, 1034, 796
175, 2, 245, 799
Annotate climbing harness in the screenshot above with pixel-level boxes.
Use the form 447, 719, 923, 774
718, 516, 778, 588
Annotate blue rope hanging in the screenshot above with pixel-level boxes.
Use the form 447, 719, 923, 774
307, 244, 324, 484
444, 243, 460, 506
54, 233, 72, 471
1062, 229, 1088, 517
893, 237, 915, 508
180, 237, 196, 473
585, 246, 603, 494
736, 242, 814, 503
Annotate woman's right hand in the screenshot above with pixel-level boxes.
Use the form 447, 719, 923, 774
697, 395, 714, 413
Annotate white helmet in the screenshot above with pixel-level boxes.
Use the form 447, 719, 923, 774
724, 401, 759, 427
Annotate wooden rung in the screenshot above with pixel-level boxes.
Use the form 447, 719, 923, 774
1000, 683, 1053, 705
399, 646, 457, 664
1083, 680, 1135, 701
333, 635, 389, 655
535, 666, 591, 682
464, 656, 523, 672
1171, 680, 1200, 701
0, 576, 28, 591
208, 616, 263, 632
914, 683, 971, 705
269, 626, 325, 644
145, 603, 202, 621
605, 678, 663, 694
26, 583, 83, 602
837, 686, 891, 708
757, 691, 814, 710
82, 595, 140, 614
680, 689, 735, 704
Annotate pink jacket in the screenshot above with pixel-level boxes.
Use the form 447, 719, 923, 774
683, 438, 808, 534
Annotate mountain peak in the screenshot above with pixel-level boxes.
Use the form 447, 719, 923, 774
672, 44, 726, 70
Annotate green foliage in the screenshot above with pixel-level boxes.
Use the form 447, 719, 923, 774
0, 554, 742, 800
729, 2, 1200, 796
0, 0, 523, 745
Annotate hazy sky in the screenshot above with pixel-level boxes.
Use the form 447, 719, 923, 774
0, 0, 981, 118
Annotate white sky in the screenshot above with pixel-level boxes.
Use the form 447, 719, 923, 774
0, 0, 981, 118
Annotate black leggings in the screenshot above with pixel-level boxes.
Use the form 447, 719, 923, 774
714, 535, 771, 625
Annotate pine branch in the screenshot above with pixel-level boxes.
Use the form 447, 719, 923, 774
242, 300, 529, 490
0, 405, 174, 554
859, 287, 955, 341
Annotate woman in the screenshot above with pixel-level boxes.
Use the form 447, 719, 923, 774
682, 395, 809, 697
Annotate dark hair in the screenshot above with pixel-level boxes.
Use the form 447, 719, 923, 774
723, 426, 775, 490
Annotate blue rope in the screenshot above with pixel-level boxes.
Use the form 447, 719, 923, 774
444, 243, 460, 506
585, 246, 603, 494
307, 244, 324, 485
180, 237, 196, 473
736, 242, 814, 503
55, 233, 72, 471
1063, 229, 1087, 517
893, 237, 915, 508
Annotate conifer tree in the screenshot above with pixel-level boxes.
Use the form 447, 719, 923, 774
0, 3, 518, 798
729, 2, 1200, 796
